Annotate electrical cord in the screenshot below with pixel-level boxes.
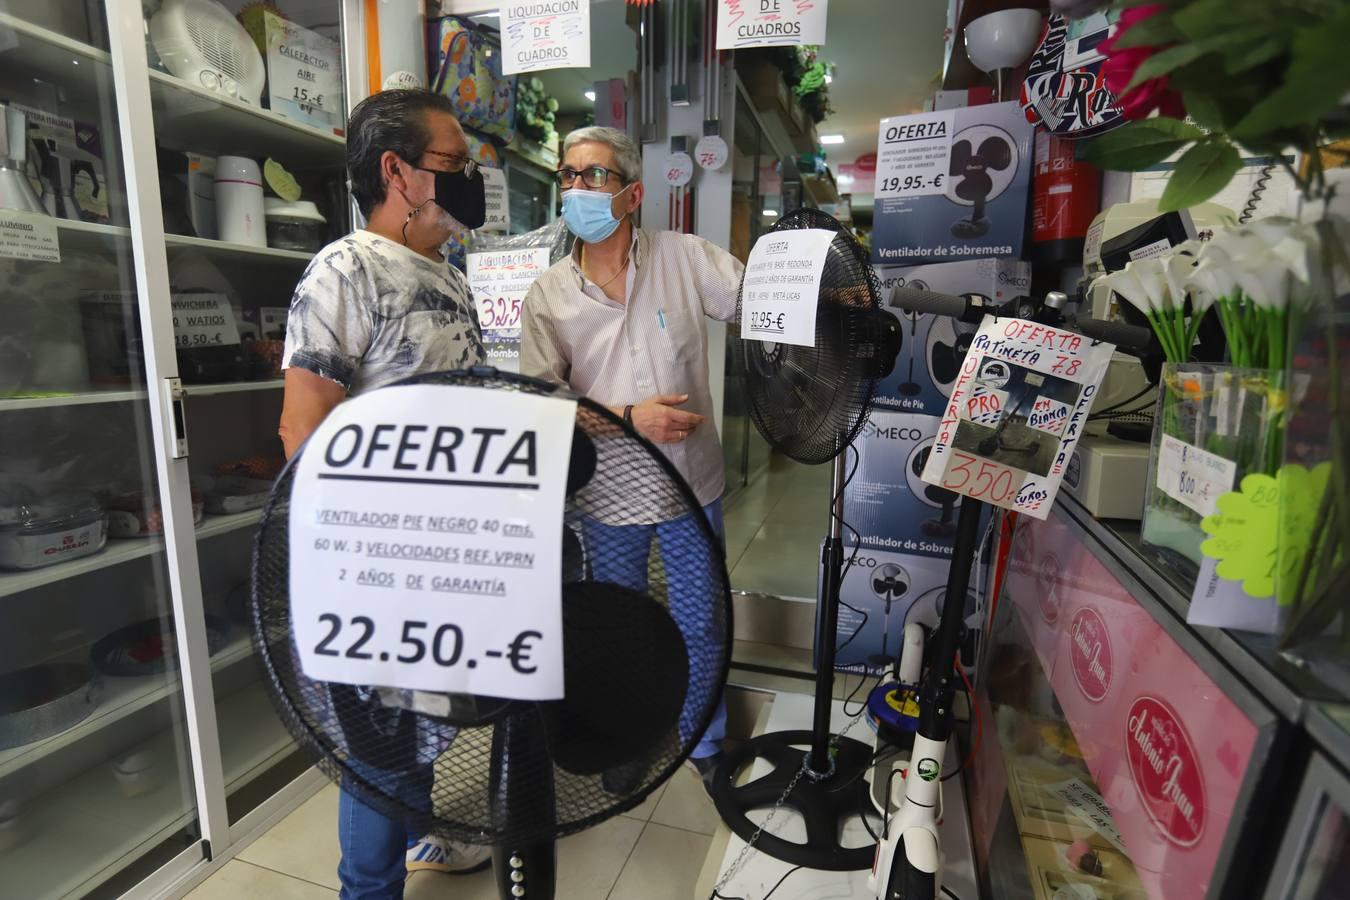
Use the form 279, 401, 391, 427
710, 864, 806, 900
940, 660, 981, 783
1087, 383, 1153, 420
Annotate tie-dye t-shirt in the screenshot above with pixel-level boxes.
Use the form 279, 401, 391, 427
283, 230, 485, 395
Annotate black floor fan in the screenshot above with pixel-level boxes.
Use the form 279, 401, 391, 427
249, 370, 732, 900
711, 209, 900, 869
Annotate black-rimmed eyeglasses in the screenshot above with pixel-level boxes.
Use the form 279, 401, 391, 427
422, 149, 477, 176
553, 165, 624, 189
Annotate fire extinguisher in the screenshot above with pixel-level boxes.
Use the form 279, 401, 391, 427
1031, 130, 1101, 264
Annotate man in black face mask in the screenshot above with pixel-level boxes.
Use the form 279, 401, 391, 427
280, 89, 487, 459
277, 90, 492, 893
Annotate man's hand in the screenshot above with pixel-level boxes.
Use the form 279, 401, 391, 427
629, 394, 705, 443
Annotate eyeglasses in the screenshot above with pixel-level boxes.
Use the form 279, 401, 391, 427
553, 165, 624, 189
422, 148, 477, 176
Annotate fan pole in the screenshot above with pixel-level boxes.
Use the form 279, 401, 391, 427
809, 448, 849, 771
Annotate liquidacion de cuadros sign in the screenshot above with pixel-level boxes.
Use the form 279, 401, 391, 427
506, 1, 580, 15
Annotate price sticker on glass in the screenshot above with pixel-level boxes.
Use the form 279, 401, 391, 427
171, 294, 240, 350
264, 12, 343, 131
289, 385, 576, 700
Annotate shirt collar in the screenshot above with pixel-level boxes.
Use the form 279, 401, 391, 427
569, 226, 645, 288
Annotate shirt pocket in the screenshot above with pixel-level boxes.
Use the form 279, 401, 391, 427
658, 305, 702, 364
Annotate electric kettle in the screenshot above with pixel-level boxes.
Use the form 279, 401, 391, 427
0, 104, 46, 214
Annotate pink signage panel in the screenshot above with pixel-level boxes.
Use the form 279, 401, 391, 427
1008, 510, 1261, 900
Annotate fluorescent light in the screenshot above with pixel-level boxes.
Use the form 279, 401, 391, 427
762, 209, 777, 216
824, 73, 833, 84
819, 134, 845, 145
585, 90, 596, 102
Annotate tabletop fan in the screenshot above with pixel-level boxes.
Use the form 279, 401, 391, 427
711, 208, 900, 870
867, 563, 911, 671
946, 124, 1018, 238
249, 369, 731, 900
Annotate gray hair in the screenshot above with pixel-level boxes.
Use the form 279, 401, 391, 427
562, 126, 643, 184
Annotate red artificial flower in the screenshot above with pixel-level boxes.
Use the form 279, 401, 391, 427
1100, 4, 1187, 121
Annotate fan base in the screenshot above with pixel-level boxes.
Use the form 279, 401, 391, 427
951, 216, 992, 238
710, 730, 879, 871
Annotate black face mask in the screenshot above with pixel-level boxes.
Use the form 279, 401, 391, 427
419, 164, 486, 230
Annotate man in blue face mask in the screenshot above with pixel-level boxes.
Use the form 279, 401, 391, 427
521, 126, 744, 794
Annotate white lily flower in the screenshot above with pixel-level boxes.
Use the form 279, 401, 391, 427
1105, 258, 1168, 316
1187, 255, 1239, 305
1164, 251, 1199, 312
1231, 248, 1293, 309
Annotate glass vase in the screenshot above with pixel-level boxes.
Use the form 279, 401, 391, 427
1141, 363, 1286, 588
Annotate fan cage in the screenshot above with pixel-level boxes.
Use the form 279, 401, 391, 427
739, 208, 888, 465
250, 370, 732, 847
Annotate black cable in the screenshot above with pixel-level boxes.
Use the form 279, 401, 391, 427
942, 887, 963, 900
1240, 161, 1275, 224
710, 865, 806, 900
940, 674, 973, 783
1087, 383, 1153, 420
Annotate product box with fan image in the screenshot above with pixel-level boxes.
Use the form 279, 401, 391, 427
13, 102, 111, 223
873, 257, 1032, 416
820, 544, 987, 676
871, 101, 1033, 265
842, 410, 993, 559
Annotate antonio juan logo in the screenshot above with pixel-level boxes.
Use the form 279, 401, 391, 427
1126, 696, 1206, 847
1035, 553, 1061, 624
1069, 607, 1112, 702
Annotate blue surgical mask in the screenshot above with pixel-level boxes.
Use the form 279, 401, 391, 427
561, 184, 632, 243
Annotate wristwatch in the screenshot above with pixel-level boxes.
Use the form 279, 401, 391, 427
623, 404, 634, 427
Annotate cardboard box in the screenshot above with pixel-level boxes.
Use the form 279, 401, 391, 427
873, 257, 1032, 416
872, 101, 1033, 265
822, 543, 986, 674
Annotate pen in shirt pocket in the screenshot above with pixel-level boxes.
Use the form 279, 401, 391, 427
658, 309, 667, 330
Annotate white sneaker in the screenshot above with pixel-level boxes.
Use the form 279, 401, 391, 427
405, 834, 493, 875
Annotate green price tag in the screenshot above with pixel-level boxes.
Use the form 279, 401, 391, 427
1200, 463, 1331, 602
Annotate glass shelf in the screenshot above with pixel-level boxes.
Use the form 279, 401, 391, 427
0, 509, 263, 599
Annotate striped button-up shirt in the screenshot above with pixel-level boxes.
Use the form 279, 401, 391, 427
521, 227, 743, 508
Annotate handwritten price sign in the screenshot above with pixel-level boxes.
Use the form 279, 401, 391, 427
664, 152, 694, 187
695, 135, 729, 171
939, 452, 1023, 505
478, 295, 524, 331
920, 316, 1114, 519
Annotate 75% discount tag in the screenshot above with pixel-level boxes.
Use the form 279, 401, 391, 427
695, 135, 728, 171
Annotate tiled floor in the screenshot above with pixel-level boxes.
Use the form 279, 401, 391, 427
724, 455, 830, 600
186, 458, 826, 900
188, 764, 721, 900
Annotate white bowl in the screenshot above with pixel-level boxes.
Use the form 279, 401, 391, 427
965, 9, 1044, 74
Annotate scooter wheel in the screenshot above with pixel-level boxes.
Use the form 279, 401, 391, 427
885, 854, 935, 900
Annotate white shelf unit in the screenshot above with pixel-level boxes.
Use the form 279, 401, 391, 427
0, 380, 284, 413
0, 634, 255, 780
0, 681, 297, 900
0, 509, 264, 599
164, 233, 316, 265
0, 13, 342, 164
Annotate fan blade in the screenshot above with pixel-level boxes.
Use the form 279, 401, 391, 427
545, 583, 689, 775
567, 427, 597, 497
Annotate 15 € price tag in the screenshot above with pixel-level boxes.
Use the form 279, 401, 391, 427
265, 11, 342, 130
875, 110, 954, 199
289, 385, 575, 700
171, 294, 240, 349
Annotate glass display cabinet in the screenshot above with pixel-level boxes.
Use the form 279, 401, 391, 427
0, 0, 357, 894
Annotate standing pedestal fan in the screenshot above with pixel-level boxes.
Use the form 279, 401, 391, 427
249, 370, 731, 900
710, 209, 900, 869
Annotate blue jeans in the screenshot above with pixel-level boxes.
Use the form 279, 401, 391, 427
581, 499, 729, 758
